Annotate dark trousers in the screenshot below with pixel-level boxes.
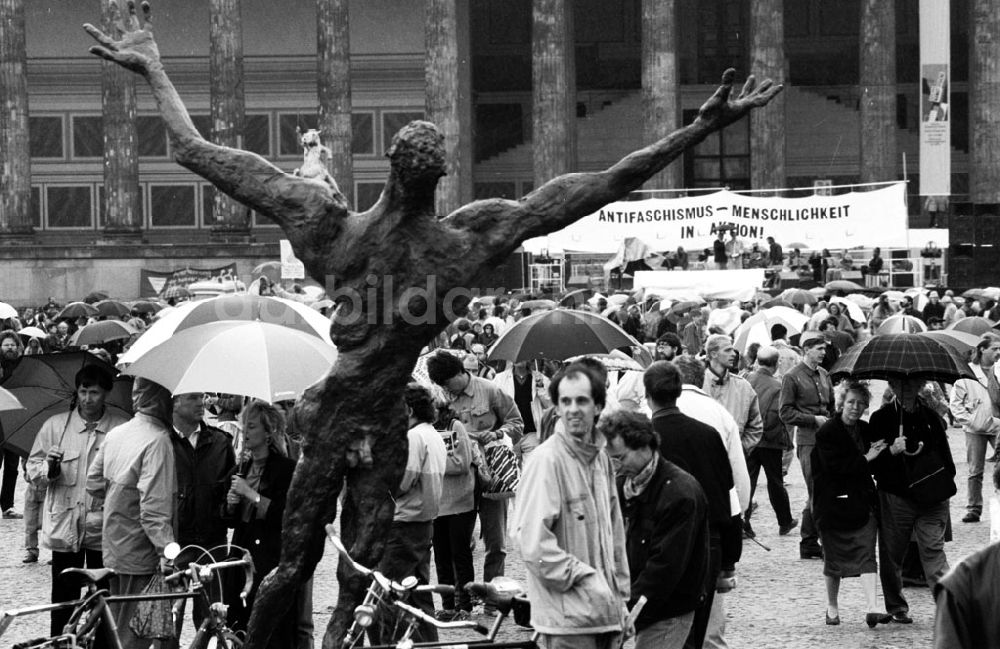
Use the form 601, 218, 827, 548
797, 443, 820, 551
478, 498, 508, 582
373, 520, 438, 644
746, 447, 794, 527
433, 510, 477, 611
51, 549, 107, 637
684, 535, 720, 649
0, 449, 19, 511
877, 491, 950, 615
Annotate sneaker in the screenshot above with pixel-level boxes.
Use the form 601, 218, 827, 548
21, 550, 38, 564
2, 508, 22, 519
779, 518, 799, 536
962, 512, 981, 523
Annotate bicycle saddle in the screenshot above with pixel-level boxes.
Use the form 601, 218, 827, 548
61, 567, 114, 584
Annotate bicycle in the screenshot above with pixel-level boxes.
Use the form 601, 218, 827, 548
0, 543, 253, 649
326, 524, 537, 649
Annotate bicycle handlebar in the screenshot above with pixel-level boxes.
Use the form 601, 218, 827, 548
165, 548, 255, 604
391, 601, 490, 634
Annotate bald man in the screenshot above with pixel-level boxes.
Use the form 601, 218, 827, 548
744, 347, 797, 537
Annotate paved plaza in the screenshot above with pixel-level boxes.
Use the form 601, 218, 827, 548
0, 424, 989, 649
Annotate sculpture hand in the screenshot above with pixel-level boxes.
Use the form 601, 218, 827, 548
694, 69, 783, 131
84, 1, 160, 75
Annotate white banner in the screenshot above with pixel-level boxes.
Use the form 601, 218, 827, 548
919, 0, 950, 197
634, 269, 766, 303
279, 239, 305, 279
523, 182, 909, 254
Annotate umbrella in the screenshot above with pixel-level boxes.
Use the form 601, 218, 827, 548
732, 306, 810, 354
963, 287, 1000, 302
780, 288, 819, 306
252, 261, 283, 285
81, 291, 110, 305
57, 302, 99, 320
828, 296, 865, 324
130, 301, 163, 315
0, 352, 133, 456
0, 302, 18, 320
0, 387, 23, 412
707, 305, 745, 335
161, 285, 192, 301
310, 299, 334, 312
117, 295, 334, 366
844, 293, 874, 309
94, 300, 131, 319
881, 290, 907, 303
123, 321, 337, 403
948, 317, 996, 337
825, 280, 864, 293
875, 315, 928, 335
565, 350, 644, 372
761, 298, 794, 309
918, 330, 981, 357
69, 320, 139, 347
486, 309, 641, 363
606, 294, 631, 307
17, 326, 47, 340
520, 299, 556, 312
559, 288, 594, 308
830, 333, 975, 383
808, 287, 828, 297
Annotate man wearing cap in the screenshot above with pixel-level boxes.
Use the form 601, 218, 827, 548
779, 333, 834, 560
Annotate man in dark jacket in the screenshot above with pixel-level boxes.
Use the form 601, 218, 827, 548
599, 410, 710, 649
645, 361, 733, 649
169, 392, 236, 645
744, 347, 796, 538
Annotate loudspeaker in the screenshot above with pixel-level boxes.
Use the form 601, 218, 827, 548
778, 272, 798, 289
950, 213, 975, 244
841, 270, 863, 281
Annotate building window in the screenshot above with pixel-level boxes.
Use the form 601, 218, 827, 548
30, 187, 41, 229
202, 185, 258, 228
352, 113, 375, 155
818, 0, 860, 36
474, 182, 517, 200
253, 211, 280, 228
29, 116, 64, 159
683, 110, 750, 190
382, 111, 425, 152
46, 186, 93, 229
190, 115, 212, 140
278, 113, 319, 156
246, 114, 271, 156
137, 115, 169, 157
150, 185, 196, 227
355, 182, 384, 211
72, 116, 103, 159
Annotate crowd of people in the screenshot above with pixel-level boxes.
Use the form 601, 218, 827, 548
0, 280, 997, 648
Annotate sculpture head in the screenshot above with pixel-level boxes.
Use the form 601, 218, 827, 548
386, 121, 446, 193
299, 128, 323, 150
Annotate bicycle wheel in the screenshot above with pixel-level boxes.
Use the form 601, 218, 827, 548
206, 629, 243, 649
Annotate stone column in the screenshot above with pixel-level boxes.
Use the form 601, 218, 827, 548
859, 0, 897, 184
101, 0, 141, 237
318, 0, 355, 209
426, 0, 473, 215
970, 0, 1000, 203
532, 0, 576, 186
209, 0, 250, 240
641, 0, 681, 191
0, 0, 34, 238
749, 0, 787, 193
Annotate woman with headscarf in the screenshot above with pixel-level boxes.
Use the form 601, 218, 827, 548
812, 382, 890, 628
224, 400, 297, 644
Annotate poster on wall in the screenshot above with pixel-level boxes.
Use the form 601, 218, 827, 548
919, 0, 950, 197
139, 264, 238, 298
522, 182, 909, 254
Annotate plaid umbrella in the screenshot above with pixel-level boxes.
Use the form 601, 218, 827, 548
830, 333, 975, 383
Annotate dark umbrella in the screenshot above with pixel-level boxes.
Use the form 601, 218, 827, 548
486, 309, 641, 363
761, 298, 794, 309
782, 289, 819, 306
130, 300, 164, 315
830, 333, 974, 383
948, 317, 996, 337
82, 291, 110, 305
57, 302, 99, 320
94, 300, 131, 319
69, 320, 139, 347
0, 352, 133, 455
559, 288, 594, 308
161, 286, 193, 301
824, 280, 864, 293
917, 330, 981, 357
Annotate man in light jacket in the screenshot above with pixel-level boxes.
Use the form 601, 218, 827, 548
516, 363, 631, 649
27, 366, 129, 637
87, 377, 177, 649
949, 332, 1000, 523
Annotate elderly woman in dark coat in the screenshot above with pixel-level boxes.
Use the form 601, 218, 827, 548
812, 381, 891, 628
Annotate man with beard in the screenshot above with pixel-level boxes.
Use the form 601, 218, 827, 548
0, 330, 24, 519
614, 333, 682, 414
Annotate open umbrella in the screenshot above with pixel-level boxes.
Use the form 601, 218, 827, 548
948, 317, 996, 337
123, 321, 337, 403
825, 280, 864, 293
487, 309, 641, 363
918, 330, 980, 357
780, 288, 819, 306
828, 296, 866, 324
251, 261, 283, 285
57, 302, 99, 320
94, 300, 131, 319
881, 290, 907, 303
732, 306, 810, 354
0, 303, 18, 320
520, 299, 557, 312
69, 320, 139, 347
558, 288, 594, 308
0, 352, 133, 456
0, 387, 23, 412
875, 315, 928, 335
117, 295, 334, 366
761, 298, 794, 310
17, 326, 47, 340
830, 333, 974, 383
161, 285, 192, 301
82, 291, 110, 305
130, 301, 163, 315
566, 350, 645, 372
